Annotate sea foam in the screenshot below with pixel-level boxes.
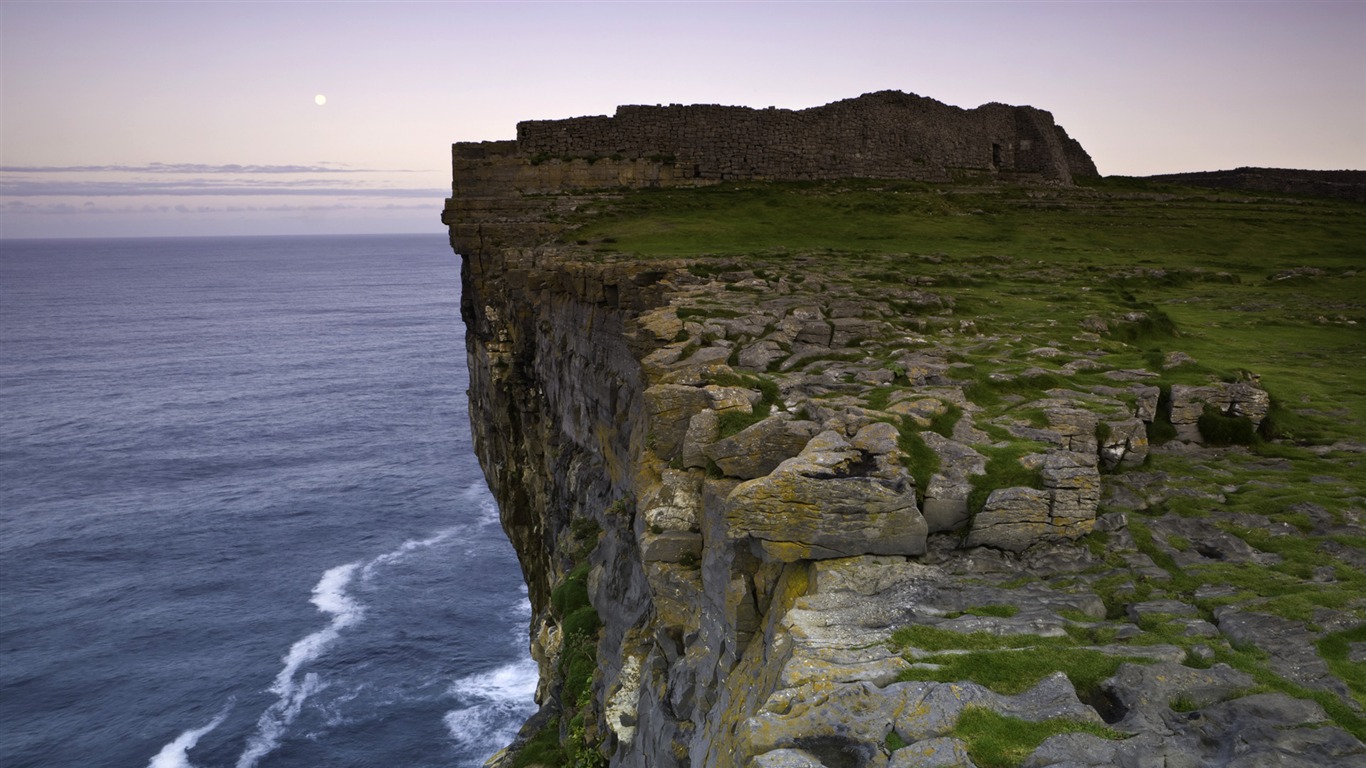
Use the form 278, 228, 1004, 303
146, 704, 231, 768
234, 563, 362, 768
233, 522, 478, 768
442, 656, 539, 764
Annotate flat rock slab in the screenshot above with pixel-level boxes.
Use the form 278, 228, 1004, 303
1216, 609, 1356, 706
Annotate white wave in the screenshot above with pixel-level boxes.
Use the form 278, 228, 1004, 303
235, 563, 361, 768
443, 657, 539, 762
359, 528, 458, 583
146, 703, 231, 768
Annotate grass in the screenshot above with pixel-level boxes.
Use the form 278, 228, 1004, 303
512, 716, 567, 768
967, 443, 1047, 515
897, 421, 940, 504
890, 625, 1146, 701
708, 371, 783, 438
1319, 625, 1366, 710
949, 707, 1124, 768
565, 177, 1366, 440
905, 647, 1133, 699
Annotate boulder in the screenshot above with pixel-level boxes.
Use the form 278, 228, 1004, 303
1042, 451, 1100, 530
704, 384, 761, 413
832, 317, 881, 347
888, 737, 974, 768
749, 750, 829, 768
964, 487, 1052, 552
646, 384, 713, 458
1043, 406, 1100, 455
1103, 660, 1255, 734
703, 416, 819, 480
725, 431, 927, 561
682, 409, 720, 469
738, 340, 786, 371
964, 452, 1098, 552
1168, 381, 1270, 443
921, 433, 986, 533
1098, 417, 1148, 469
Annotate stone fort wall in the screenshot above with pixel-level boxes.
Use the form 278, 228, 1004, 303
443, 91, 1097, 255
513, 90, 1097, 183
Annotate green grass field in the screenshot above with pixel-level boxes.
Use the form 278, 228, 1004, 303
566, 177, 1366, 440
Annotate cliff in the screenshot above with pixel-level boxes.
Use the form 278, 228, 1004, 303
444, 93, 1366, 768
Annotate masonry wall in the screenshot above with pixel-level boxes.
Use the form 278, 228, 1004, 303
443, 90, 1098, 256
515, 90, 1096, 182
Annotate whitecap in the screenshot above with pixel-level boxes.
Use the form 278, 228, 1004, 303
234, 563, 360, 768
443, 656, 539, 761
146, 703, 232, 768
358, 527, 458, 584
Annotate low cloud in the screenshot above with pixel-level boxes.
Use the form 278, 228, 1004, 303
0, 162, 442, 198
0, 162, 414, 174
3, 200, 437, 215
1, 179, 444, 198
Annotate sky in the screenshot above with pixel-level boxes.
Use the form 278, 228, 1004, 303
1, 0, 1363, 239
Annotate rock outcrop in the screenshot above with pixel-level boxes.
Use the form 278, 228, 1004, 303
444, 95, 1366, 767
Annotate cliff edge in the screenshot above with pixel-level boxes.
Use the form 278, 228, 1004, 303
443, 93, 1366, 768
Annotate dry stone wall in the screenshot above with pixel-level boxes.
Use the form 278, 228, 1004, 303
514, 91, 1096, 183
444, 91, 1097, 257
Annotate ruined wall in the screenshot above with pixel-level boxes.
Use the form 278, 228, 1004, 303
443, 91, 1098, 256
514, 91, 1097, 183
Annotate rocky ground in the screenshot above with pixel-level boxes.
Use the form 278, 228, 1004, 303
618, 245, 1366, 766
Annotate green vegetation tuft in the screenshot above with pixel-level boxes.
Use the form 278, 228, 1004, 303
511, 716, 567, 768
903, 647, 1133, 700
891, 624, 1144, 700
967, 443, 1047, 515
962, 604, 1021, 619
951, 707, 1124, 768
929, 403, 963, 438
896, 421, 940, 505
1146, 386, 1179, 445
1197, 406, 1258, 446
1319, 625, 1366, 710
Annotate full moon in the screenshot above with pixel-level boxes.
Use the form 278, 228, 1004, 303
314, 94, 326, 106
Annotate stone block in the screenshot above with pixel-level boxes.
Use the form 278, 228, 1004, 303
703, 416, 818, 480
725, 430, 927, 561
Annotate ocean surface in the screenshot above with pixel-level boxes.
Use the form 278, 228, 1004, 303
0, 234, 536, 768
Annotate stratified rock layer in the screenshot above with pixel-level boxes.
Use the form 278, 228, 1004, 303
447, 95, 1365, 768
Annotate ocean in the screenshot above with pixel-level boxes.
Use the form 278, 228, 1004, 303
0, 234, 535, 768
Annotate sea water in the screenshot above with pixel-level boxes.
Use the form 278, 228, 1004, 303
0, 234, 535, 767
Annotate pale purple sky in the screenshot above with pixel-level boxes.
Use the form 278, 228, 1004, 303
1, 0, 1362, 238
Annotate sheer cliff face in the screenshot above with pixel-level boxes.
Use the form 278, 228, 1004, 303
448, 92, 1107, 766
446, 95, 1364, 768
